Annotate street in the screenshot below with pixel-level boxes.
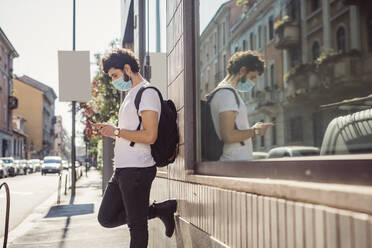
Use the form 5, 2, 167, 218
0, 172, 65, 238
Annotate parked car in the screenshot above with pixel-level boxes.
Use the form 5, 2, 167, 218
13, 160, 21, 175
42, 156, 63, 175
320, 108, 372, 155
31, 159, 42, 172
0, 160, 8, 178
20, 159, 29, 175
0, 157, 16, 177
62, 160, 69, 170
252, 152, 268, 160
267, 146, 320, 158
27, 160, 35, 173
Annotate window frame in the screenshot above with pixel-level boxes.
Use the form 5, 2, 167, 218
182, 0, 372, 185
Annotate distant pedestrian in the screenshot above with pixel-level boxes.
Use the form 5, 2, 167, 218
94, 48, 177, 248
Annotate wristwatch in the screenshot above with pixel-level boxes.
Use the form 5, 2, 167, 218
114, 128, 120, 137
253, 128, 259, 136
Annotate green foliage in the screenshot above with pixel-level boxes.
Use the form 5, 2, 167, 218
80, 39, 121, 159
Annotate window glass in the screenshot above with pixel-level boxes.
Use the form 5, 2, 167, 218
337, 27, 346, 52
198, 0, 372, 162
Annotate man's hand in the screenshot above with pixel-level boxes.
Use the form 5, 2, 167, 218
91, 123, 116, 137
252, 122, 274, 136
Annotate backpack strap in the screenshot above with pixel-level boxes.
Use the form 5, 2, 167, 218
130, 85, 163, 147
207, 87, 245, 146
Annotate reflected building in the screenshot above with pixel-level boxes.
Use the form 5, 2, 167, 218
279, 0, 372, 148
199, 0, 243, 100
200, 0, 372, 152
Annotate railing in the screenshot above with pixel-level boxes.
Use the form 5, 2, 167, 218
0, 183, 10, 248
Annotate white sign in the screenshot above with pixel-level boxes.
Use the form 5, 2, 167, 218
58, 51, 91, 102
150, 52, 167, 98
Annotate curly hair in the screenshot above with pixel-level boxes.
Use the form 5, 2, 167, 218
101, 48, 140, 74
227, 50, 265, 75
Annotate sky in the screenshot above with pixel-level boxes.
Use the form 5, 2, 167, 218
200, 0, 230, 33
0, 0, 122, 146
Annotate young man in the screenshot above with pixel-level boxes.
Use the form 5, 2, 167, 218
94, 48, 177, 248
209, 50, 274, 161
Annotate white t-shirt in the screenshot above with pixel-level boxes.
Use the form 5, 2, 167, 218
114, 81, 161, 168
209, 82, 253, 161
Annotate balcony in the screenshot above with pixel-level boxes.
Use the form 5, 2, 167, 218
257, 89, 283, 108
285, 51, 365, 103
274, 20, 299, 49
8, 96, 18, 110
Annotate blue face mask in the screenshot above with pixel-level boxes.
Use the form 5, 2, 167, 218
237, 79, 255, 92
112, 77, 132, 91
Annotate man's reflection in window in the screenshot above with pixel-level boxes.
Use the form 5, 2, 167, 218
208, 51, 274, 161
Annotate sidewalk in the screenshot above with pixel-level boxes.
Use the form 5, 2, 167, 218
7, 169, 130, 248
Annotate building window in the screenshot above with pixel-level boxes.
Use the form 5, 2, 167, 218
250, 32, 254, 50
368, 15, 372, 52
223, 54, 227, 77
268, 16, 274, 41
290, 117, 303, 142
312, 0, 319, 12
222, 22, 226, 46
270, 63, 275, 89
312, 41, 320, 60
242, 40, 246, 51
214, 32, 217, 55
337, 26, 346, 52
272, 117, 277, 145
260, 119, 265, 147
258, 26, 262, 49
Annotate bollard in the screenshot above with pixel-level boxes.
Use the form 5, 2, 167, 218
57, 173, 62, 204
1, 183, 10, 248
64, 173, 68, 195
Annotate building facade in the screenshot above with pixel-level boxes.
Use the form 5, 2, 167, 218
13, 75, 57, 159
12, 115, 27, 159
0, 28, 19, 157
121, 0, 372, 247
53, 115, 69, 159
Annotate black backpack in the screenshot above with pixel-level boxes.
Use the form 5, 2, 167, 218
201, 87, 244, 161
130, 85, 179, 167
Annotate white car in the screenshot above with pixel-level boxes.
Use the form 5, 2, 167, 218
42, 156, 63, 175
268, 146, 320, 158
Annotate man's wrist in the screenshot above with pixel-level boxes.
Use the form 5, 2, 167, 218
114, 127, 120, 137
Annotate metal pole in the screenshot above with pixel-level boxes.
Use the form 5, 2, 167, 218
156, 0, 160, 52
71, 0, 77, 196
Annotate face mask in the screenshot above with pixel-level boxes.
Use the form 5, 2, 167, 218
237, 79, 255, 92
112, 77, 132, 91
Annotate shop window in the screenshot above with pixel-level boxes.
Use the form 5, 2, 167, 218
194, 0, 372, 181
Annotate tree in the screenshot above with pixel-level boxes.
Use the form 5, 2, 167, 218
79, 40, 121, 162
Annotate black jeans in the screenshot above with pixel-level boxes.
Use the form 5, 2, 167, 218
98, 166, 156, 248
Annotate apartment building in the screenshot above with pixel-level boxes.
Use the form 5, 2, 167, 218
0, 28, 19, 157
13, 75, 57, 158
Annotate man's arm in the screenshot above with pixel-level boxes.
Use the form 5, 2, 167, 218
219, 111, 255, 144
117, 110, 158, 144
95, 110, 159, 144
219, 111, 274, 144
